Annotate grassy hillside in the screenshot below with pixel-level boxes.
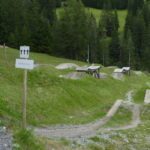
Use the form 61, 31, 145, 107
0, 47, 150, 150
56, 7, 127, 32
0, 47, 149, 128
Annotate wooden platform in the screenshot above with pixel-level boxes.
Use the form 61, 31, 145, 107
114, 67, 130, 75
144, 90, 150, 104
76, 66, 101, 78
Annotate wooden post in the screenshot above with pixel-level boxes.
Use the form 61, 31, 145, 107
103, 49, 105, 66
22, 69, 27, 129
87, 45, 90, 64
3, 43, 10, 67
129, 49, 131, 76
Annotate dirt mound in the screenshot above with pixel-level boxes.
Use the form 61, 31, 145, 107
0, 45, 8, 48
34, 100, 141, 139
55, 63, 79, 70
134, 71, 143, 76
112, 72, 124, 80
100, 73, 108, 79
59, 72, 86, 80
107, 66, 118, 69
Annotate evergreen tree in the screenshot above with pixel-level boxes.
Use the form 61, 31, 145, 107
82, 0, 128, 9
131, 12, 146, 68
142, 1, 150, 27
98, 38, 111, 66
86, 14, 98, 63
122, 31, 136, 68
109, 29, 121, 65
128, 0, 144, 15
0, 0, 24, 44
0, 0, 55, 53
99, 9, 119, 37
38, 0, 56, 24
52, 0, 88, 60
142, 26, 150, 71
124, 12, 133, 39
124, 0, 150, 70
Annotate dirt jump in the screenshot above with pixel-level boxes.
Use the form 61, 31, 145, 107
34, 99, 141, 139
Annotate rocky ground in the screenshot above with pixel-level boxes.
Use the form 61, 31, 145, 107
0, 128, 12, 150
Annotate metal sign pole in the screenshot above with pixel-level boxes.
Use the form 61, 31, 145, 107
22, 69, 27, 129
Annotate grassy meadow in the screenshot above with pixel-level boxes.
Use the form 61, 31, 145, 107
0, 47, 149, 128
0, 47, 150, 150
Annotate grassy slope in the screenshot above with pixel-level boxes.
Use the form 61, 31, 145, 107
0, 47, 149, 128
89, 105, 150, 150
57, 7, 127, 32
40, 105, 150, 150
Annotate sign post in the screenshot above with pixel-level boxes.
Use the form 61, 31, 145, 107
23, 69, 27, 128
15, 46, 34, 129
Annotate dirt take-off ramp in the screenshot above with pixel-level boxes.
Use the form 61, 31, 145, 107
34, 100, 141, 139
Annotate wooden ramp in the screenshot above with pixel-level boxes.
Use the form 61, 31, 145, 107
144, 90, 150, 104
106, 100, 123, 117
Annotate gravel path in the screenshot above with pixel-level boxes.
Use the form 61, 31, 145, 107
0, 129, 12, 150
100, 102, 141, 132
33, 89, 141, 140
34, 100, 122, 139
34, 117, 110, 139
34, 100, 141, 139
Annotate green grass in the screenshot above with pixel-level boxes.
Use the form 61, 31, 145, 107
0, 47, 149, 128
104, 107, 132, 127
56, 7, 127, 32
134, 86, 149, 103
14, 129, 44, 150
1, 47, 149, 149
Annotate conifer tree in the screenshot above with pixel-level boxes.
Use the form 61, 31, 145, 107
86, 14, 98, 63
52, 0, 88, 60
109, 29, 121, 65
99, 8, 119, 37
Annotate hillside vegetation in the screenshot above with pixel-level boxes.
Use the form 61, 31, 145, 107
57, 7, 127, 32
0, 47, 149, 127
0, 47, 150, 150
0, 0, 149, 71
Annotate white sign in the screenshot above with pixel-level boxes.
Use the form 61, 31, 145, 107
20, 46, 30, 59
15, 59, 34, 70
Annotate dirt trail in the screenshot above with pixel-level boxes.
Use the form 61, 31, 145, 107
34, 116, 110, 139
100, 103, 141, 132
34, 99, 141, 139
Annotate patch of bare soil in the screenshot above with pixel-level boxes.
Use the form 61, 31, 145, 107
112, 72, 124, 80
55, 63, 79, 70
59, 72, 86, 80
